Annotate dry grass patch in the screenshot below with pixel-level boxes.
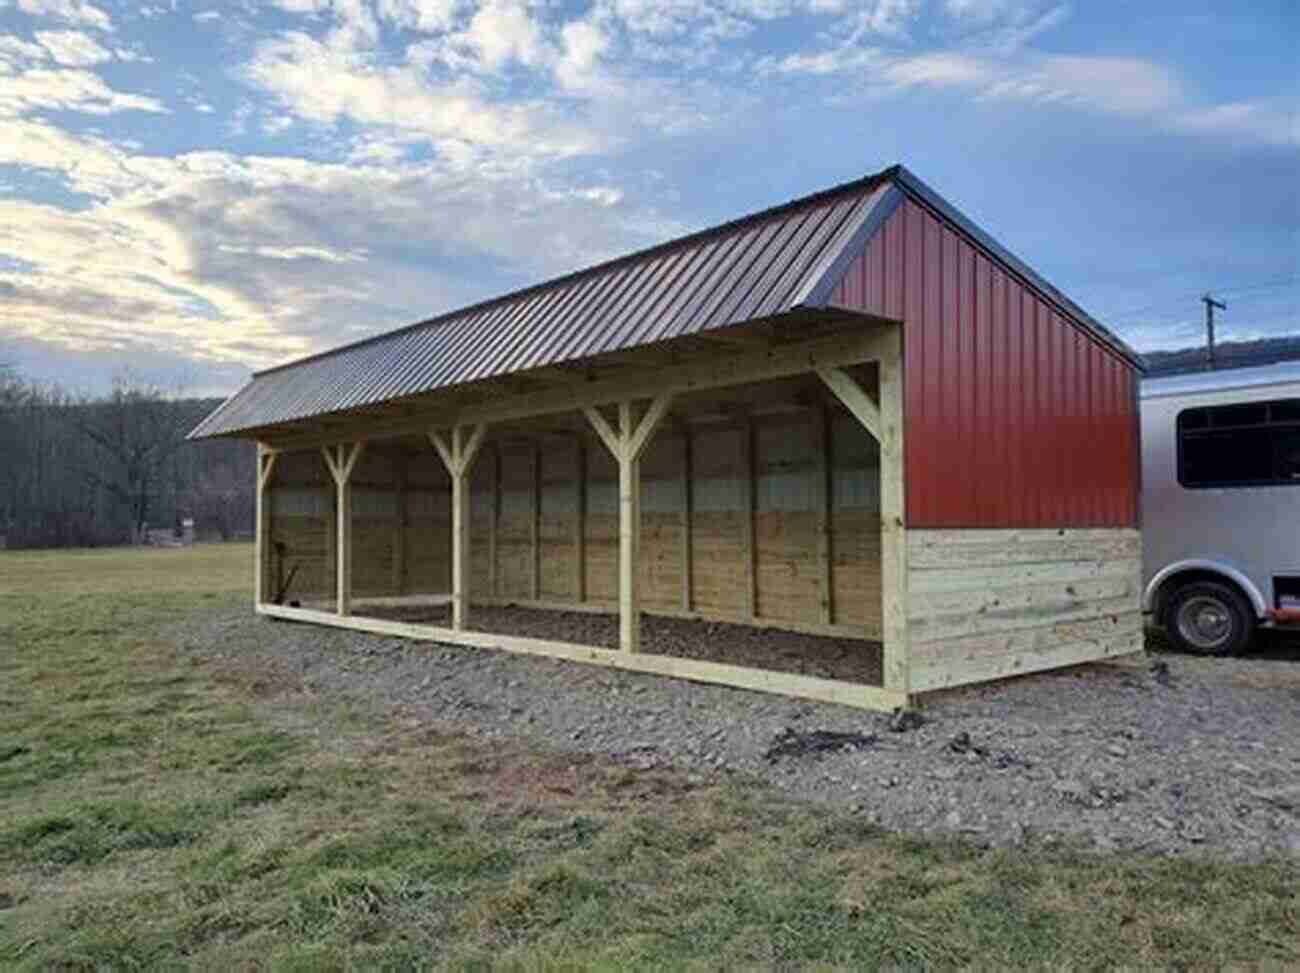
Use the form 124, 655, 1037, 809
0, 544, 1296, 969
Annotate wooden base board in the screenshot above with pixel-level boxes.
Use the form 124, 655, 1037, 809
257, 602, 907, 713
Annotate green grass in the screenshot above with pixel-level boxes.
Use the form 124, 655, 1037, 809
0, 544, 1296, 969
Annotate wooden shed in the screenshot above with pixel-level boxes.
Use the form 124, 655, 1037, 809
192, 164, 1144, 711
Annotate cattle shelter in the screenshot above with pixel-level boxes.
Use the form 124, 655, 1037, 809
192, 164, 1145, 712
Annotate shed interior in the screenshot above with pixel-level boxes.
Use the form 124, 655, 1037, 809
263, 367, 889, 686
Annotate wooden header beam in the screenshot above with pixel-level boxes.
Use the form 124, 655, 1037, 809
263, 325, 900, 453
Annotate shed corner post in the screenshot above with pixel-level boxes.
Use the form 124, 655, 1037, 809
877, 328, 910, 700
815, 326, 910, 702
254, 442, 278, 608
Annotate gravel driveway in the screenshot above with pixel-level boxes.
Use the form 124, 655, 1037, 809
173, 607, 1300, 861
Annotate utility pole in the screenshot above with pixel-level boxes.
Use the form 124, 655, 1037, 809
1202, 293, 1226, 370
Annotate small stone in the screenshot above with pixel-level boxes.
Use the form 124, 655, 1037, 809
1153, 816, 1174, 830
944, 810, 961, 827
889, 707, 925, 733
1106, 742, 1128, 758
1249, 785, 1300, 811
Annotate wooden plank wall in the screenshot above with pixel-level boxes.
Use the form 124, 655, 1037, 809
262, 412, 885, 633
907, 527, 1144, 692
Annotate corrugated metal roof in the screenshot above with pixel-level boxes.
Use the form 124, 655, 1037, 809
191, 169, 899, 439
191, 164, 1141, 439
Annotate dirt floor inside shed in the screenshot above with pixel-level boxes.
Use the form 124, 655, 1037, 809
360, 603, 885, 686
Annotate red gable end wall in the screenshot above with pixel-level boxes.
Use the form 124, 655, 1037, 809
831, 197, 1140, 529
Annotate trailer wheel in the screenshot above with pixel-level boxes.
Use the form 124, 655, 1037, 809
1165, 581, 1254, 656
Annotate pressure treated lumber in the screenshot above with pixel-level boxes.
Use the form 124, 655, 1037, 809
263, 327, 900, 453
320, 442, 364, 615
254, 445, 278, 604
428, 424, 486, 630
584, 393, 674, 653
907, 527, 1143, 692
258, 602, 908, 712
816, 336, 908, 693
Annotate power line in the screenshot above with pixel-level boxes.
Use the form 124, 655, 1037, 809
1102, 276, 1298, 322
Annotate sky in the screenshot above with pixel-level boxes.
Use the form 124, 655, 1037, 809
0, 0, 1296, 398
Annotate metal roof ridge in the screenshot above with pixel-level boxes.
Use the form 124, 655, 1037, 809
249, 164, 901, 379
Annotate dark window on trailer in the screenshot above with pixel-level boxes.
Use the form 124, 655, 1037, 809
1178, 398, 1300, 489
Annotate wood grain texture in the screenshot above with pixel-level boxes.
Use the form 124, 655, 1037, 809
908, 527, 1142, 692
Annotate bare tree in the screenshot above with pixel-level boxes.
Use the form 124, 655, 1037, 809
68, 377, 191, 543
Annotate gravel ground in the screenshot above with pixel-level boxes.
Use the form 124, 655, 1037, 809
173, 606, 1300, 861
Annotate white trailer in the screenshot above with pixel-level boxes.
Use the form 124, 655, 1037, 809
1141, 360, 1300, 653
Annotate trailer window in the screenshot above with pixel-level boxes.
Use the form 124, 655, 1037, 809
1178, 398, 1300, 488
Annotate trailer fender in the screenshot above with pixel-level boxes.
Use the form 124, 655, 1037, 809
1143, 559, 1269, 621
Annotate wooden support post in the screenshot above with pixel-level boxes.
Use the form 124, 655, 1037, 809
489, 444, 500, 597
816, 338, 908, 693
531, 440, 541, 601
574, 438, 586, 602
679, 430, 692, 613
742, 415, 756, 620
619, 405, 640, 652
585, 394, 673, 654
321, 442, 364, 616
815, 406, 833, 625
877, 337, 909, 695
428, 424, 487, 631
254, 444, 278, 606
392, 450, 407, 595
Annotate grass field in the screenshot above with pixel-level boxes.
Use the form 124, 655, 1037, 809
0, 544, 1295, 969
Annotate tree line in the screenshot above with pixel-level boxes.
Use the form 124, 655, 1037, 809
0, 367, 254, 548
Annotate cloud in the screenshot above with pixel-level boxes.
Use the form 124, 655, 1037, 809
14, 0, 112, 31
0, 65, 167, 116
35, 29, 113, 65
0, 35, 49, 65
1171, 99, 1300, 148
0, 113, 677, 380
241, 30, 604, 159
454, 0, 543, 70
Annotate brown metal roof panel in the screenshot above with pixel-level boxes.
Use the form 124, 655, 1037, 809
426, 299, 521, 388
547, 255, 663, 365
629, 219, 758, 346
571, 251, 679, 361
598, 247, 698, 352
618, 237, 716, 347
725, 203, 829, 325
340, 325, 434, 410
702, 204, 826, 334
623, 232, 738, 346
666, 217, 785, 344
461, 287, 556, 381
744, 194, 866, 322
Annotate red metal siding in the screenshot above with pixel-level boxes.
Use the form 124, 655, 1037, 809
831, 198, 1139, 528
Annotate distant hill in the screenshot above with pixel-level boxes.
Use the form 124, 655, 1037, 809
1142, 335, 1300, 376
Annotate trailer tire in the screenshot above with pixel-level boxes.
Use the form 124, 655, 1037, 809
1165, 580, 1254, 656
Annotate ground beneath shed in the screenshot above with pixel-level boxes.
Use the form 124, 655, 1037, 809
362, 603, 884, 687
174, 607, 1300, 861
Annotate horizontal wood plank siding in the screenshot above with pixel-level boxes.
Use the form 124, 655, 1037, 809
907, 527, 1143, 692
